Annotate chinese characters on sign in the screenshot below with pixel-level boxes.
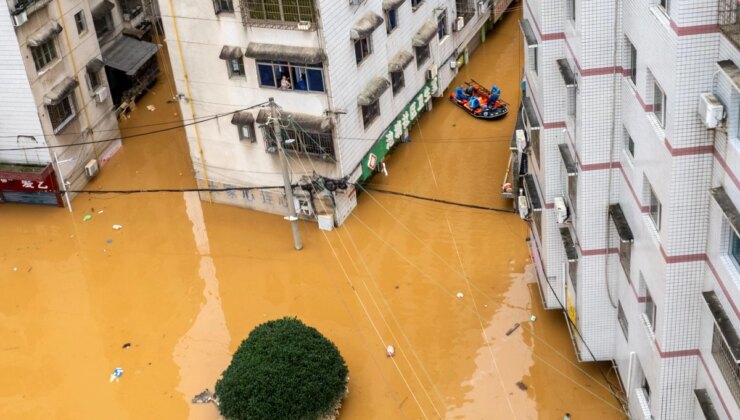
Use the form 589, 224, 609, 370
1, 179, 49, 190
360, 75, 439, 181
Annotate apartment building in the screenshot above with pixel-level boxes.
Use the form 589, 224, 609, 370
0, 0, 159, 206
517, 0, 739, 418
159, 0, 513, 226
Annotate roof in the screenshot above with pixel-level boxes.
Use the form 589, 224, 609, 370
350, 12, 384, 40
357, 77, 390, 106
102, 36, 160, 76
244, 43, 326, 64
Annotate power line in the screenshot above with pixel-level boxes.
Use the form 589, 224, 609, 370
0, 185, 285, 195
363, 186, 516, 213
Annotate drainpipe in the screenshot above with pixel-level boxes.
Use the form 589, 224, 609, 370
165, 0, 212, 202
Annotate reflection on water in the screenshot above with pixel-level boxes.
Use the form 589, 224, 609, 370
0, 4, 625, 419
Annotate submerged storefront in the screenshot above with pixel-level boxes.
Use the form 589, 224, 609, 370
358, 75, 440, 182
0, 163, 63, 207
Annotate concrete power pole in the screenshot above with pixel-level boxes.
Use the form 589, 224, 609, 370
269, 98, 303, 251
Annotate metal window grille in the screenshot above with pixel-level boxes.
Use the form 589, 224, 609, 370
48, 96, 75, 130
618, 302, 629, 340
93, 13, 112, 37
262, 127, 335, 157
719, 0, 739, 48
711, 324, 740, 405
31, 40, 57, 71
243, 0, 315, 23
455, 0, 475, 23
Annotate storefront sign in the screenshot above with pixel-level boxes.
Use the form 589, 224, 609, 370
0, 163, 62, 206
359, 75, 439, 181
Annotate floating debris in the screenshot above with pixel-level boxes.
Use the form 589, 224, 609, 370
456, 292, 464, 298
515, 381, 528, 391
83, 215, 92, 222
109, 368, 124, 382
386, 345, 395, 357
112, 225, 123, 230
530, 315, 537, 322
505, 323, 521, 336
122, 343, 131, 349
192, 389, 217, 405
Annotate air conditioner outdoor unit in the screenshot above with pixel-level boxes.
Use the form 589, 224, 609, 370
11, 9, 28, 27
515, 129, 526, 154
425, 64, 438, 81
94, 86, 108, 103
478, 0, 488, 13
517, 195, 529, 219
554, 196, 569, 224
454, 16, 465, 32
449, 59, 457, 69
698, 92, 724, 129
296, 20, 312, 30
84, 159, 99, 179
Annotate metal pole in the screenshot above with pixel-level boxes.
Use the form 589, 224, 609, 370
269, 98, 303, 250
52, 151, 73, 213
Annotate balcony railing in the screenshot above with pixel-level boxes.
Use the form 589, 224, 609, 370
719, 0, 740, 48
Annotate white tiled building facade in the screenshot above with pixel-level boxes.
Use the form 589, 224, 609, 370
519, 0, 739, 418
159, 0, 513, 225
0, 0, 158, 205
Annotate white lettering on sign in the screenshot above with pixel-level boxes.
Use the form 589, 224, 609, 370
384, 131, 395, 150
416, 94, 426, 112
409, 102, 418, 121
401, 111, 410, 130
423, 86, 432, 101
37, 181, 48, 190
393, 120, 403, 140
21, 180, 34, 189
0, 179, 7, 183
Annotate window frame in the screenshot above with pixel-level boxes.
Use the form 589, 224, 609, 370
255, 60, 325, 92
263, 126, 335, 157
361, 99, 380, 128
647, 180, 662, 231
566, 0, 575, 21
93, 12, 113, 38
244, 0, 316, 24
47, 94, 76, 133
227, 57, 246, 78
626, 134, 635, 158
628, 39, 637, 85
213, 0, 234, 14
617, 302, 629, 340
238, 123, 256, 142
74, 10, 87, 35
31, 39, 58, 72
411, 0, 424, 10
390, 70, 405, 95
644, 285, 657, 333
653, 80, 666, 128
385, 7, 398, 34
415, 44, 430, 67
87, 67, 101, 91
437, 9, 448, 40
730, 229, 740, 269
354, 36, 373, 65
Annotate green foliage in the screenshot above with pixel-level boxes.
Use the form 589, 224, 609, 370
215, 317, 349, 420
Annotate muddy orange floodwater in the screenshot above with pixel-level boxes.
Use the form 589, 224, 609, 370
0, 6, 626, 420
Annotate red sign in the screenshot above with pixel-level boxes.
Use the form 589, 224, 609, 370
0, 177, 55, 192
0, 163, 63, 206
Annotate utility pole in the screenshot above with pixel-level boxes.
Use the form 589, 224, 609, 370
269, 97, 303, 250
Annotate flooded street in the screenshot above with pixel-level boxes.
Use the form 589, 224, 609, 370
1, 6, 625, 420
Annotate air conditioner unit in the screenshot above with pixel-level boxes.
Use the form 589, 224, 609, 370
517, 195, 529, 219
94, 86, 108, 103
449, 59, 457, 70
348, 0, 362, 4
698, 92, 724, 129
425, 64, 438, 81
477, 0, 488, 13
296, 20, 312, 30
515, 129, 526, 153
454, 16, 465, 32
84, 159, 99, 179
11, 9, 28, 27
554, 196, 569, 224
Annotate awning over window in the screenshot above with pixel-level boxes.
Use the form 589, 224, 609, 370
86, 58, 104, 73
710, 186, 739, 237
717, 60, 740, 91
102, 36, 160, 76
523, 174, 542, 211
412, 21, 437, 47
27, 21, 62, 48
388, 50, 413, 72
91, 0, 115, 20
231, 110, 254, 126
522, 96, 541, 130
558, 143, 578, 175
382, 0, 405, 10
560, 227, 578, 262
219, 45, 243, 60
702, 291, 740, 362
256, 109, 333, 133
519, 19, 538, 48
350, 12, 384, 40
608, 204, 634, 242
44, 77, 78, 106
357, 77, 390, 106
244, 43, 326, 64
557, 58, 577, 87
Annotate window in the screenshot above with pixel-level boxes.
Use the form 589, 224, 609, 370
653, 80, 666, 128
659, 0, 670, 14
263, 126, 335, 157
415, 45, 430, 66
626, 134, 635, 158
362, 99, 380, 128
93, 12, 113, 38
731, 230, 740, 268
617, 302, 629, 340
47, 96, 75, 132
74, 11, 87, 34
31, 40, 58, 71
87, 67, 101, 90
710, 320, 740, 405
566, 84, 577, 119
244, 0, 316, 23
437, 10, 448, 40
644, 285, 656, 332
642, 376, 651, 404
456, 0, 475, 23
529, 47, 539, 75
227, 58, 245, 78
566, 0, 575, 21
411, 0, 423, 10
355, 36, 372, 64
647, 179, 662, 231
390, 71, 404, 95
238, 123, 256, 142
628, 39, 637, 84
213, 0, 234, 14
385, 8, 398, 33
256, 61, 325, 92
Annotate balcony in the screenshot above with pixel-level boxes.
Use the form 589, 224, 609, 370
719, 0, 740, 49
239, 0, 317, 31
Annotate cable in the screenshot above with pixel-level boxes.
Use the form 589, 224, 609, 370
1, 185, 286, 195
362, 185, 516, 213
0, 102, 269, 152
